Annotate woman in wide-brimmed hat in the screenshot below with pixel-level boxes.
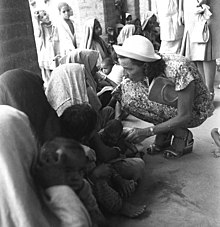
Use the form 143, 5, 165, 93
112, 35, 214, 159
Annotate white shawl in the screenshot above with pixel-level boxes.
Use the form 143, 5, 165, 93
56, 18, 77, 56
45, 63, 89, 117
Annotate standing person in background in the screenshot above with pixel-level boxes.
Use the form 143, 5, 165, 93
34, 9, 60, 86
117, 23, 135, 45
141, 11, 161, 51
132, 18, 143, 36
153, 0, 184, 54
56, 2, 77, 57
211, 127, 220, 158
81, 18, 112, 69
125, 13, 132, 24
180, 0, 220, 101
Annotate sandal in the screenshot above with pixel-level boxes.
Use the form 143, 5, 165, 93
163, 129, 194, 159
147, 132, 172, 155
163, 141, 193, 159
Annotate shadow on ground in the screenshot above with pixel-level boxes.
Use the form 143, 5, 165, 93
108, 81, 220, 227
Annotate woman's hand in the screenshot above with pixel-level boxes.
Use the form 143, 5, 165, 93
125, 127, 153, 144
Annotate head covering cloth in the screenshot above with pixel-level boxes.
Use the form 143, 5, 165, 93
0, 69, 60, 144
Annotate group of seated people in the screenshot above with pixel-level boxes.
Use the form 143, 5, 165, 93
0, 47, 146, 226
0, 26, 217, 226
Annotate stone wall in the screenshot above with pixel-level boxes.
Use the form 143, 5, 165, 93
0, 0, 40, 75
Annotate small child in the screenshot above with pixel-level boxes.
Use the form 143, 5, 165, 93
40, 137, 106, 227
57, 2, 77, 57
60, 104, 146, 218
98, 119, 145, 158
97, 57, 116, 107
211, 128, 220, 158
100, 57, 114, 75
34, 9, 60, 86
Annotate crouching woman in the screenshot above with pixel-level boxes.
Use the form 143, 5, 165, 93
112, 35, 214, 159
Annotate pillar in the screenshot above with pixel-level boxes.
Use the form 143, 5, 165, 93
0, 0, 40, 75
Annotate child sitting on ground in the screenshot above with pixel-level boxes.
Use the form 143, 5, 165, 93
39, 137, 106, 227
60, 103, 146, 218
211, 127, 220, 158
98, 119, 145, 158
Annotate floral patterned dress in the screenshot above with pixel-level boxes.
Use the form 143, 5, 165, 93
112, 54, 214, 127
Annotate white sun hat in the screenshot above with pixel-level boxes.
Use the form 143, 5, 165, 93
113, 35, 161, 62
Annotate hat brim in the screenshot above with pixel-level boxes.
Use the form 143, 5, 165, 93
113, 45, 161, 62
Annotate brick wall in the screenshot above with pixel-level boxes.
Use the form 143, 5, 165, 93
0, 0, 40, 75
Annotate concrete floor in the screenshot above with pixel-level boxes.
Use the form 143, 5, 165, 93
108, 77, 220, 227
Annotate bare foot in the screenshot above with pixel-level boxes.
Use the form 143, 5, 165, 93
120, 202, 146, 218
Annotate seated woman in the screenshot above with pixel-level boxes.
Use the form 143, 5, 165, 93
112, 35, 214, 159
61, 48, 117, 110
45, 63, 89, 116
0, 69, 60, 145
0, 105, 91, 226
81, 18, 112, 69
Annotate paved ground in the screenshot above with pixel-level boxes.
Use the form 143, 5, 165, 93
108, 76, 220, 227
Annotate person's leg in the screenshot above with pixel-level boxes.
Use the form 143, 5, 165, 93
112, 158, 145, 182
163, 128, 194, 159
195, 61, 205, 82
93, 179, 146, 218
147, 132, 172, 155
203, 60, 216, 98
